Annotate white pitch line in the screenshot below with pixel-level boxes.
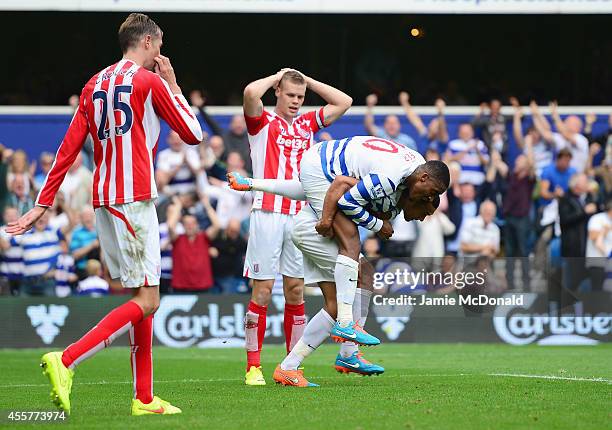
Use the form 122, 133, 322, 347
489, 373, 612, 384
0, 374, 466, 389
2, 372, 610, 389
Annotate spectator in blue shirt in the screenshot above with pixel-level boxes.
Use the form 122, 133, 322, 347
70, 208, 99, 280
539, 149, 576, 207
364, 93, 418, 151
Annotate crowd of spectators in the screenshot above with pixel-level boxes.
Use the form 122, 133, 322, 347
0, 92, 610, 296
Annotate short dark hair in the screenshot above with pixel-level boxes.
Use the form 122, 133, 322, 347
279, 71, 306, 88
423, 160, 450, 190
118, 13, 162, 54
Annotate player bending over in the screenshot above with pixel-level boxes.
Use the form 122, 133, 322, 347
229, 135, 449, 385
229, 171, 437, 376
7, 14, 202, 415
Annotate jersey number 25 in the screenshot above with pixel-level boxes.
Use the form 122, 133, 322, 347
92, 85, 134, 140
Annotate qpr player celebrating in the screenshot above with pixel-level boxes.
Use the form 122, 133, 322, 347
6, 14, 202, 415
229, 136, 449, 386
242, 68, 352, 385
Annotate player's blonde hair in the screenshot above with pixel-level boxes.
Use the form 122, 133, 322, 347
279, 71, 306, 88
118, 13, 162, 54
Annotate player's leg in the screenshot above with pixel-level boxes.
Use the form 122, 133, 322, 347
280, 214, 306, 354
108, 201, 179, 415
41, 204, 155, 414
335, 257, 384, 375
328, 213, 383, 373
327, 212, 380, 346
243, 210, 283, 385
273, 280, 336, 387
227, 172, 306, 200
332, 213, 361, 328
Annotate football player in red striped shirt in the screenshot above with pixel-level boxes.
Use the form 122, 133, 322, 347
7, 13, 202, 415
242, 69, 352, 385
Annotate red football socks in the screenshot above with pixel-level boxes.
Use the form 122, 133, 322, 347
284, 302, 306, 353
245, 301, 267, 370
62, 300, 144, 369
129, 314, 154, 404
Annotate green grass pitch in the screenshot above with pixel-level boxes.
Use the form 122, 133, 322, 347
0, 344, 610, 429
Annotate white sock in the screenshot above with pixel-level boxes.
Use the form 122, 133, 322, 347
251, 179, 306, 200
335, 255, 359, 327
339, 288, 373, 358
281, 309, 335, 370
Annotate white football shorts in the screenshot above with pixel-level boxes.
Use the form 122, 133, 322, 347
95, 199, 161, 288
243, 209, 304, 280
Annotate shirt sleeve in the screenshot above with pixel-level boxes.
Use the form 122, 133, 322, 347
337, 173, 397, 232
244, 109, 270, 136
299, 108, 326, 133
150, 74, 203, 145
36, 90, 90, 207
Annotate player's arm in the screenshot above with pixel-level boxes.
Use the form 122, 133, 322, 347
337, 173, 395, 237
7, 92, 90, 236
315, 175, 360, 237
243, 70, 288, 118
151, 55, 203, 145
303, 74, 352, 126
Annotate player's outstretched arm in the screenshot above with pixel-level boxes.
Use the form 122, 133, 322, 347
302, 74, 353, 126
13, 91, 91, 236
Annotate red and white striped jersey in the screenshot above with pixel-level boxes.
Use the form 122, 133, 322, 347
37, 59, 203, 208
245, 108, 325, 215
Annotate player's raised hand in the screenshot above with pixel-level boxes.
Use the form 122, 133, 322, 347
5, 206, 47, 236
376, 219, 394, 241
273, 68, 293, 89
